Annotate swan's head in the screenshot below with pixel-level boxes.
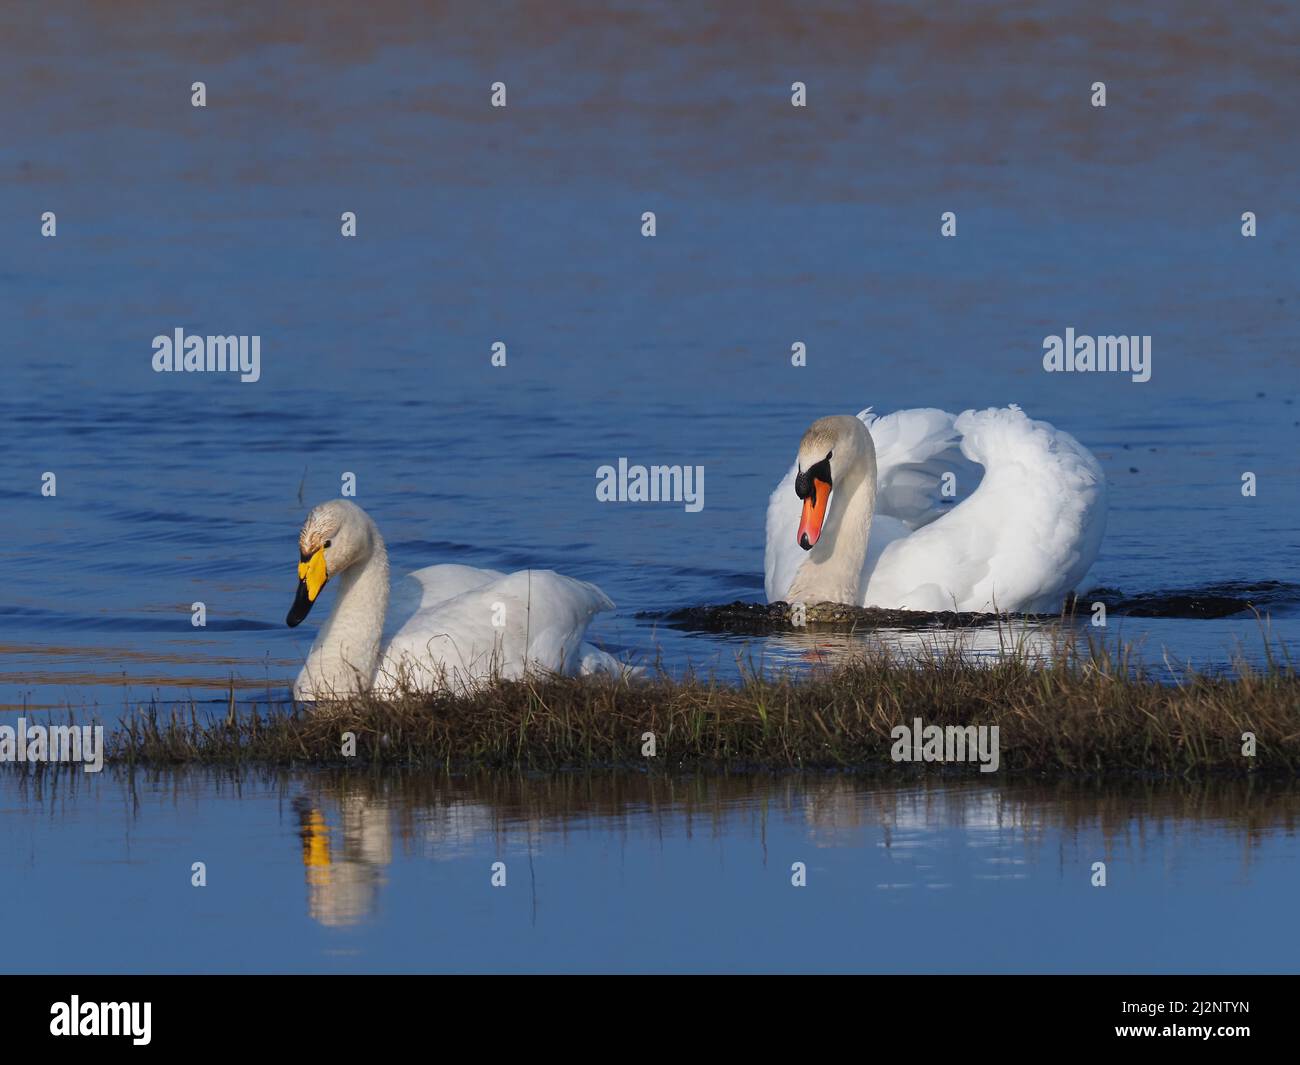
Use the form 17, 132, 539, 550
286, 499, 374, 627
792, 415, 874, 550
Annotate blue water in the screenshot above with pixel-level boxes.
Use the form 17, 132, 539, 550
2, 0, 1298, 711
1, 1, 1298, 973
2, 769, 1297, 974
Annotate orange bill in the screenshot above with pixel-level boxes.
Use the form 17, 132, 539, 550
797, 479, 831, 549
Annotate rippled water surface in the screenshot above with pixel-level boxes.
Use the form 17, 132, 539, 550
2, 2, 1299, 976
2, 1, 1298, 711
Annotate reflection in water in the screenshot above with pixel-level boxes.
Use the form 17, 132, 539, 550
748, 618, 1066, 673
3, 766, 1298, 971
296, 796, 392, 928
292, 781, 499, 927
283, 770, 1300, 928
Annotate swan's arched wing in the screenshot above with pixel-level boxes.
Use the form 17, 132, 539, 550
376, 569, 616, 693
864, 406, 1107, 612
765, 407, 977, 603
865, 407, 982, 529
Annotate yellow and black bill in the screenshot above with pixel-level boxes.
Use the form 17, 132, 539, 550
286, 548, 328, 627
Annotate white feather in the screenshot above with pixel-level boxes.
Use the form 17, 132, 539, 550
374, 568, 618, 695
290, 503, 626, 700
765, 405, 1107, 613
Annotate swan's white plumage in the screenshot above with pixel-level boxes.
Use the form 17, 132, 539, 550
289, 503, 625, 700
374, 567, 617, 695
765, 406, 1106, 613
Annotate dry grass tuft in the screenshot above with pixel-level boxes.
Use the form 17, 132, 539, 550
103, 633, 1300, 777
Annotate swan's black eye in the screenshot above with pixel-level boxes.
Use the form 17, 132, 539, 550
794, 456, 833, 500
324, 540, 332, 549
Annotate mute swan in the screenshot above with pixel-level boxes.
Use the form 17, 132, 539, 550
765, 406, 1107, 613
285, 500, 625, 699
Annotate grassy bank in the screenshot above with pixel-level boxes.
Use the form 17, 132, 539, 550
100, 638, 1300, 777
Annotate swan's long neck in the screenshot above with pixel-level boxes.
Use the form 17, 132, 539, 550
299, 529, 390, 698
785, 451, 876, 606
